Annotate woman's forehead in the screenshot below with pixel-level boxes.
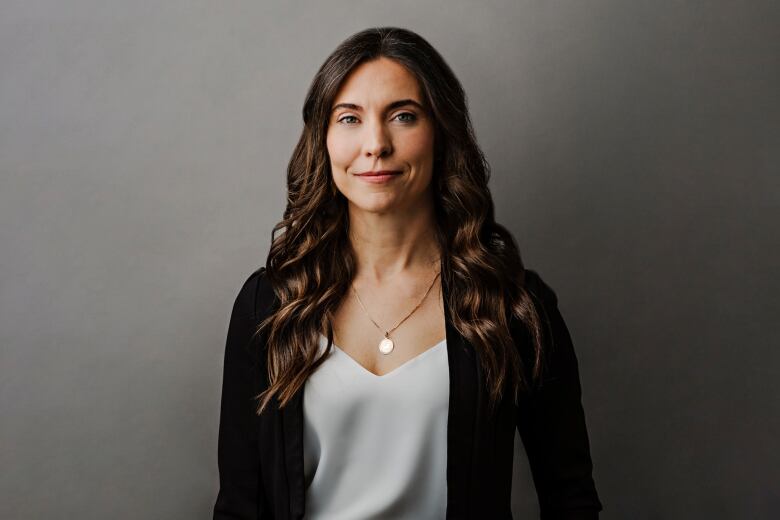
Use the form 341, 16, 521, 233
331, 58, 425, 109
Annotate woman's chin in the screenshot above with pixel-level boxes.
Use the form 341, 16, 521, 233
347, 195, 400, 216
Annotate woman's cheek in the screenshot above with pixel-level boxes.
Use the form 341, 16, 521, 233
405, 126, 434, 157
326, 133, 354, 174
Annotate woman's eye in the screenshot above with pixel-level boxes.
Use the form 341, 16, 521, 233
394, 112, 417, 123
337, 113, 416, 125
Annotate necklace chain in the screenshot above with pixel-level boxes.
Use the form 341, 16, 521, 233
350, 268, 441, 340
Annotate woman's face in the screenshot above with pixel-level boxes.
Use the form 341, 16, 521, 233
326, 57, 436, 215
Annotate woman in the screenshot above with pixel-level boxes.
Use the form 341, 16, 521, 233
214, 27, 603, 519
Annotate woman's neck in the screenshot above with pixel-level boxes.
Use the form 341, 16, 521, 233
347, 202, 440, 284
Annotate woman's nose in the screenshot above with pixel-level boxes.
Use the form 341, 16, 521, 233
363, 119, 392, 158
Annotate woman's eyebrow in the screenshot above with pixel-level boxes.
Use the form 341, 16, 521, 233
330, 99, 426, 113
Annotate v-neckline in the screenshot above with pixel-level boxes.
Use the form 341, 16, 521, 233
318, 334, 447, 379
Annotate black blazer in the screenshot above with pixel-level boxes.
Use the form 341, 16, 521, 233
214, 266, 603, 519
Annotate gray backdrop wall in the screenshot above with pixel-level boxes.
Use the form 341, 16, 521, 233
1, 1, 777, 518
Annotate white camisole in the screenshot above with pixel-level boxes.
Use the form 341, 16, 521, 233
302, 334, 450, 519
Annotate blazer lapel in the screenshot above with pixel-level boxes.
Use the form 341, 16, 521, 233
280, 272, 480, 520
442, 272, 480, 519
281, 383, 305, 519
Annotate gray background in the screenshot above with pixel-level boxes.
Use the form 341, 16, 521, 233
1, 0, 777, 518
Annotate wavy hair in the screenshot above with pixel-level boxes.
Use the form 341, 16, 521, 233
254, 27, 545, 414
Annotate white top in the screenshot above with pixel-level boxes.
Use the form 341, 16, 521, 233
302, 334, 450, 519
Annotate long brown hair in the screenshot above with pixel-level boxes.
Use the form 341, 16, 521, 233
255, 27, 545, 414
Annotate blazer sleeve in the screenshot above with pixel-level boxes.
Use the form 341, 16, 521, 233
516, 270, 603, 520
214, 269, 269, 519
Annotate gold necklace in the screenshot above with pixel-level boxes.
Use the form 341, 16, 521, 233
350, 269, 441, 355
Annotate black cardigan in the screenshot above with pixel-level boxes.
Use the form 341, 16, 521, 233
213, 266, 603, 519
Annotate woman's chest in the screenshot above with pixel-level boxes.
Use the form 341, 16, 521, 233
328, 279, 446, 377
302, 335, 451, 515
305, 333, 450, 425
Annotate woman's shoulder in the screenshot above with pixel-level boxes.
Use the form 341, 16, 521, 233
522, 267, 559, 309
232, 265, 275, 320
511, 267, 566, 362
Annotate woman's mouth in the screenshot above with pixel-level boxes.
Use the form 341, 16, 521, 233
354, 170, 403, 183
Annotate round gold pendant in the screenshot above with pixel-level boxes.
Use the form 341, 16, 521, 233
378, 337, 394, 355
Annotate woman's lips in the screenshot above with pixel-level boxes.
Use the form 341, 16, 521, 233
354, 170, 403, 183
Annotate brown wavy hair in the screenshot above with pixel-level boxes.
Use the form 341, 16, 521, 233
254, 27, 545, 414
